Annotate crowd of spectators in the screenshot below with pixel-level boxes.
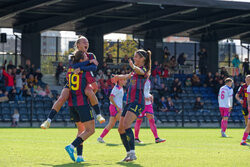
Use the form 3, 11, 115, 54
0, 59, 50, 103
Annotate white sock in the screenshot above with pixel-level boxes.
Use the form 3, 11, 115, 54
47, 118, 51, 123
70, 144, 75, 149
130, 150, 135, 154
242, 140, 245, 143
77, 155, 82, 158
127, 151, 130, 155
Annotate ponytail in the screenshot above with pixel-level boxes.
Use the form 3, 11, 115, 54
146, 50, 151, 77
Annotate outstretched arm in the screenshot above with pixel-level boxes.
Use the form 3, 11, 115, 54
129, 59, 145, 76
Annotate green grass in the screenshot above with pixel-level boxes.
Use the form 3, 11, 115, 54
0, 128, 249, 167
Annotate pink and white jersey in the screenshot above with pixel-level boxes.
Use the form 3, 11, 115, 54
144, 79, 152, 105
110, 85, 124, 109
218, 85, 233, 108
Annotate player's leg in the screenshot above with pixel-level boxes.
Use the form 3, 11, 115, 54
41, 88, 69, 129
241, 115, 250, 145
118, 109, 131, 161
242, 108, 250, 139
221, 108, 229, 137
84, 84, 105, 123
123, 110, 138, 161
75, 122, 85, 163
98, 116, 117, 143
134, 118, 143, 143
146, 113, 166, 143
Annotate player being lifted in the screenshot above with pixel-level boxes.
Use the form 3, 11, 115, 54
235, 76, 250, 140
64, 51, 96, 162
218, 78, 233, 138
134, 78, 166, 144
112, 49, 151, 161
40, 36, 105, 129
97, 78, 126, 143
240, 75, 250, 146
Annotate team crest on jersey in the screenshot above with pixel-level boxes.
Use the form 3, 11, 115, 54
131, 79, 136, 86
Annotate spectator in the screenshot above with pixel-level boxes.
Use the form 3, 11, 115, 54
163, 46, 170, 65
185, 77, 192, 87
177, 53, 187, 65
24, 59, 32, 77
35, 85, 46, 96
205, 72, 214, 87
45, 85, 52, 98
105, 53, 113, 63
193, 97, 204, 112
0, 68, 5, 90
215, 79, 224, 94
243, 58, 249, 76
171, 87, 179, 100
158, 83, 169, 97
55, 62, 64, 85
198, 48, 207, 75
167, 56, 178, 72
15, 69, 23, 101
161, 65, 169, 82
0, 90, 8, 102
159, 96, 168, 112
3, 68, 14, 93
11, 109, 19, 127
34, 68, 43, 85
8, 89, 17, 101
152, 61, 161, 86
220, 67, 229, 77
7, 60, 15, 70
96, 70, 108, 82
166, 97, 179, 113
232, 54, 240, 76
152, 77, 161, 90
172, 78, 182, 93
121, 55, 129, 63
192, 73, 201, 86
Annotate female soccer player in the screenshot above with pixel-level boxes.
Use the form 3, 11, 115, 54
40, 36, 105, 129
64, 51, 96, 162
134, 78, 166, 144
112, 49, 151, 161
97, 79, 126, 143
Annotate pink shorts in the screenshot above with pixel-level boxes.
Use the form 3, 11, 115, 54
109, 104, 118, 117
138, 104, 154, 118
219, 107, 230, 117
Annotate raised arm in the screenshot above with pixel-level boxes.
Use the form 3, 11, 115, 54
72, 61, 90, 69
129, 59, 146, 76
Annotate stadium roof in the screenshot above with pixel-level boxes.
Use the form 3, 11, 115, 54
1, 0, 250, 41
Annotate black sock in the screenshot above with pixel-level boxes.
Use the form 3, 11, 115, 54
48, 109, 57, 120
125, 128, 135, 151
71, 137, 84, 148
120, 133, 130, 152
92, 104, 100, 115
77, 145, 83, 156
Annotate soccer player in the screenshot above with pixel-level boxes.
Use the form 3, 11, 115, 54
64, 51, 96, 162
218, 78, 233, 137
112, 49, 151, 161
97, 78, 126, 143
134, 78, 166, 144
241, 75, 250, 146
40, 36, 105, 129
235, 76, 250, 140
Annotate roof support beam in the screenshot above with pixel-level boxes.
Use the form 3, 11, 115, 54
14, 3, 132, 33
0, 0, 61, 21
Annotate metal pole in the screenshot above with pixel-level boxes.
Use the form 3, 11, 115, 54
15, 35, 18, 66
30, 92, 33, 127
248, 45, 250, 61
174, 42, 177, 57
228, 44, 231, 67
194, 43, 197, 73
117, 39, 119, 64
56, 37, 59, 61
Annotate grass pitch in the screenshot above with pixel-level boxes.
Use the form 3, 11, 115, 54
0, 128, 249, 167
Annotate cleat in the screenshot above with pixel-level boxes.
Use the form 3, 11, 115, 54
127, 152, 137, 162
76, 156, 85, 163
247, 135, 250, 140
121, 153, 131, 162
221, 132, 228, 138
155, 138, 166, 143
97, 114, 105, 124
135, 139, 143, 144
97, 137, 105, 143
65, 145, 75, 162
40, 120, 50, 129
240, 142, 249, 146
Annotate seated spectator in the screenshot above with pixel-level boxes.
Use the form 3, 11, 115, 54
191, 73, 201, 86
55, 62, 64, 84
159, 96, 168, 112
172, 78, 182, 93
34, 68, 43, 85
11, 109, 19, 127
158, 83, 169, 97
166, 97, 179, 113
45, 85, 52, 98
0, 90, 8, 102
161, 65, 169, 82
220, 67, 229, 77
167, 56, 178, 72
171, 87, 179, 100
121, 55, 129, 63
205, 72, 214, 87
193, 97, 204, 112
102, 81, 112, 97
105, 53, 113, 63
185, 77, 192, 87
96, 70, 108, 82
152, 77, 161, 90
35, 85, 46, 96
213, 72, 220, 85
8, 89, 17, 101
0, 68, 5, 91
3, 68, 14, 93
152, 61, 161, 86
215, 79, 224, 94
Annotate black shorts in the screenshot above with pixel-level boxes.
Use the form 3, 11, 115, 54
121, 102, 144, 117
242, 107, 249, 116
70, 105, 94, 123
